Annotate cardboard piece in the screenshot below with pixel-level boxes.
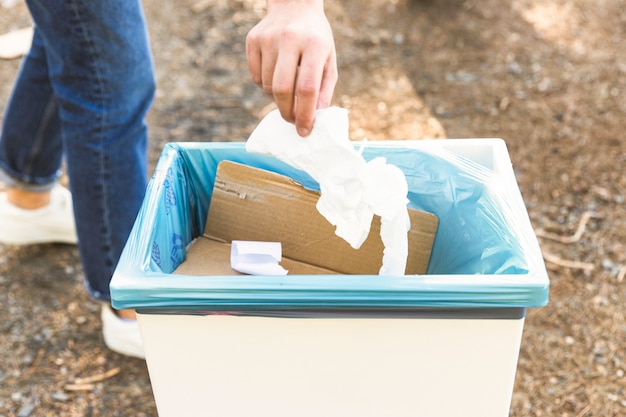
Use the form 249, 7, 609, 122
174, 161, 438, 276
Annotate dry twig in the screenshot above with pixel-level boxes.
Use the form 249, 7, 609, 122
618, 265, 626, 282
23, 348, 46, 378
73, 367, 121, 384
64, 383, 96, 392
536, 212, 596, 271
64, 367, 121, 391
542, 251, 595, 271
575, 404, 592, 417
535, 212, 592, 244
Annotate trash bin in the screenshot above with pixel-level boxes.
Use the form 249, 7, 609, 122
111, 139, 549, 417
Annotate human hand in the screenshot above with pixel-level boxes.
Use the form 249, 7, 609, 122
246, 0, 338, 136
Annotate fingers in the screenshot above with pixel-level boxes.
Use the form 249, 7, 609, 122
245, 31, 263, 89
245, 5, 338, 137
247, 26, 299, 125
316, 53, 338, 110
271, 31, 300, 125
288, 46, 325, 136
247, 28, 280, 97
273, 30, 338, 137
292, 45, 338, 136
247, 45, 337, 137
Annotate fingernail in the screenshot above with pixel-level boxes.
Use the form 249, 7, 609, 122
297, 127, 311, 137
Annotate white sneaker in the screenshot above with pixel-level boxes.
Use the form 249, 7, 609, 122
101, 304, 145, 359
0, 184, 78, 245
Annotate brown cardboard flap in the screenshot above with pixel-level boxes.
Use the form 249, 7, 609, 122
197, 160, 438, 275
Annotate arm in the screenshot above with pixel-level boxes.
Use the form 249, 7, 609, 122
246, 0, 338, 136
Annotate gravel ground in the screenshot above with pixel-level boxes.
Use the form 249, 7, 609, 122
1, 0, 625, 416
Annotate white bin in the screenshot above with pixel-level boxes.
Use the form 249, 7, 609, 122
111, 139, 549, 417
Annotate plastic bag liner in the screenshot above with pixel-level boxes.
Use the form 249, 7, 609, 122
110, 140, 549, 311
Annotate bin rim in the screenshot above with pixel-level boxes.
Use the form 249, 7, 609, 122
110, 140, 550, 311
111, 266, 549, 310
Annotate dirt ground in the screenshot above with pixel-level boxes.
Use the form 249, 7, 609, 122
1, 0, 625, 416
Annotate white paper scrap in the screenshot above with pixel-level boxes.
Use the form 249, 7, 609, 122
246, 106, 410, 275
230, 240, 288, 276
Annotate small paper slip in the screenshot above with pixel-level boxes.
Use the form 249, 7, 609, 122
230, 240, 288, 276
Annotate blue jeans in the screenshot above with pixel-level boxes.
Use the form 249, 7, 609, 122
0, 0, 156, 301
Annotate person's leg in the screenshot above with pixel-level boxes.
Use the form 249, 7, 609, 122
0, 0, 155, 358
0, 28, 77, 245
0, 30, 62, 188
25, 0, 156, 305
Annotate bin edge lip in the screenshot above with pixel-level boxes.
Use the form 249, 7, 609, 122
111, 138, 550, 311
110, 267, 550, 311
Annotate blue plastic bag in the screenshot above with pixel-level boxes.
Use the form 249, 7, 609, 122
111, 140, 549, 310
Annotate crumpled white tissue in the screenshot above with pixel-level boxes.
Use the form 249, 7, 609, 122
246, 106, 411, 276
230, 240, 288, 276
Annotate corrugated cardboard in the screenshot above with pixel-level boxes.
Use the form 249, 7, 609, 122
174, 160, 438, 276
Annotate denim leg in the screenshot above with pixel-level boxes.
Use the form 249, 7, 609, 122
11, 0, 156, 300
0, 29, 63, 190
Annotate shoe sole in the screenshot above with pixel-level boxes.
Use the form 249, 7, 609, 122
0, 219, 77, 245
101, 305, 145, 359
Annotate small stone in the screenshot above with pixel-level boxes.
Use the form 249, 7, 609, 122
52, 391, 69, 402
17, 402, 36, 417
